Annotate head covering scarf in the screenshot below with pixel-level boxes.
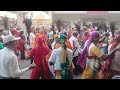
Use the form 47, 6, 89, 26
59, 34, 67, 62
77, 31, 100, 69
34, 33, 47, 47
36, 36, 45, 47
59, 34, 67, 45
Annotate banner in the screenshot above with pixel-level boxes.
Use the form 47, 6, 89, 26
87, 11, 108, 14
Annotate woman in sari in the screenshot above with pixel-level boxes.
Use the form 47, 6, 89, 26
60, 31, 72, 50
19, 31, 26, 60
101, 30, 120, 79
40, 30, 48, 43
51, 35, 60, 50
48, 34, 74, 79
77, 31, 120, 79
34, 29, 47, 47
33, 34, 40, 47
83, 31, 90, 44
26, 36, 51, 79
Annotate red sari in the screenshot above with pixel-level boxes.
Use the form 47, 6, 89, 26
29, 36, 51, 79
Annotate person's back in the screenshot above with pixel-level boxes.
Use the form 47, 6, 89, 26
57, 47, 72, 60
31, 45, 50, 66
49, 47, 73, 70
0, 47, 14, 77
27, 44, 50, 79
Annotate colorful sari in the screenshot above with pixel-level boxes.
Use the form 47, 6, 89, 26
77, 31, 103, 79
77, 31, 100, 69
0, 42, 4, 50
57, 35, 73, 79
48, 34, 73, 79
60, 49, 73, 79
101, 33, 120, 79
29, 36, 51, 79
81, 43, 103, 79
54, 50, 73, 79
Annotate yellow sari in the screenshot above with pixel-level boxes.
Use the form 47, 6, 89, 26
81, 43, 103, 79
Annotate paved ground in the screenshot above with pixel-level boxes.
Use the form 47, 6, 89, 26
19, 60, 31, 79
19, 60, 81, 79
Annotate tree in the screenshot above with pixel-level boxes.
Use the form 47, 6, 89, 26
74, 22, 80, 34
24, 18, 32, 35
56, 19, 63, 32
96, 23, 102, 31
51, 23, 55, 33
102, 23, 107, 32
110, 22, 116, 37
2, 16, 8, 30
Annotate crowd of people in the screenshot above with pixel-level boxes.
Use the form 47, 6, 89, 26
0, 24, 120, 79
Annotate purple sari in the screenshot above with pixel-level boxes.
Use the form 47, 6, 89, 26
77, 31, 100, 69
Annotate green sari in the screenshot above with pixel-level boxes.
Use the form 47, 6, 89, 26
0, 42, 4, 50
61, 57, 72, 79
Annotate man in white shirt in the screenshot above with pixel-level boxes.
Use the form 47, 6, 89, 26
48, 29, 54, 40
69, 32, 79, 57
29, 29, 35, 49
0, 35, 35, 79
29, 28, 35, 64
69, 32, 83, 75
